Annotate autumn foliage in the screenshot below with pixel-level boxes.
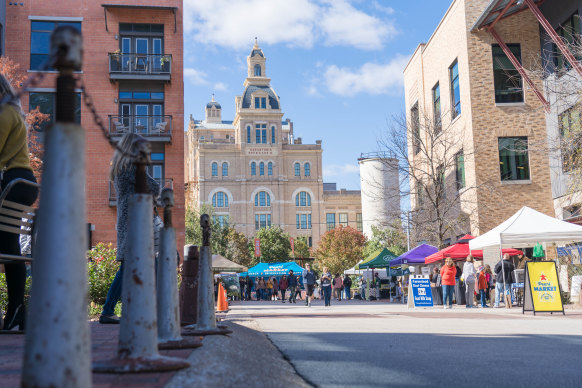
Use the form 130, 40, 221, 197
315, 226, 366, 275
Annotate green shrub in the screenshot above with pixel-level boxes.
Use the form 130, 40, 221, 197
0, 272, 32, 313
87, 243, 119, 305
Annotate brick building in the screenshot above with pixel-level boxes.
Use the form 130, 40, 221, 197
4, 1, 185, 250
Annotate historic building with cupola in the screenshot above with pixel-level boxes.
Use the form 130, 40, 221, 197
185, 41, 362, 247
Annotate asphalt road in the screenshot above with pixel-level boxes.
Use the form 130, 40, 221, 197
228, 299, 582, 388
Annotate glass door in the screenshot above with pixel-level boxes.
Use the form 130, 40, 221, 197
135, 105, 149, 134
152, 38, 162, 72
121, 38, 131, 71
152, 104, 163, 130
121, 104, 131, 131
135, 38, 148, 72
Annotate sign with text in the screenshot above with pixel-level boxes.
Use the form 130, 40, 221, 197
254, 238, 261, 257
246, 147, 277, 156
409, 278, 433, 308
523, 261, 564, 315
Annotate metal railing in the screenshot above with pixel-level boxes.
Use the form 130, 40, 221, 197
109, 178, 173, 205
108, 115, 172, 139
108, 53, 172, 76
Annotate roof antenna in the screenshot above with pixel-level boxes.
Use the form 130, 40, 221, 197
254, 36, 258, 47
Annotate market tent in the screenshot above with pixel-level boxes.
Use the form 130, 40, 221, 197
469, 206, 582, 249
425, 235, 522, 264
212, 254, 245, 273
245, 262, 304, 277
344, 261, 364, 275
357, 248, 399, 269
390, 244, 438, 266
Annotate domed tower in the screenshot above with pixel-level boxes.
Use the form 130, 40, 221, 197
205, 94, 222, 123
248, 37, 266, 78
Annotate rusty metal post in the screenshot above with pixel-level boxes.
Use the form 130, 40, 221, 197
157, 189, 202, 350
93, 145, 189, 373
22, 26, 92, 388
180, 245, 199, 326
182, 215, 231, 336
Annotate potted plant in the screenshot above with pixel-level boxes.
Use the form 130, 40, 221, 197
110, 49, 121, 71
160, 54, 171, 68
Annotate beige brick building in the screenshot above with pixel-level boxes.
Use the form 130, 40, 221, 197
185, 41, 362, 247
404, 0, 555, 245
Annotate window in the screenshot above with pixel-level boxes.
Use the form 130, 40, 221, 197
29, 92, 81, 133
492, 44, 523, 103
211, 162, 218, 177
304, 163, 310, 177
559, 105, 581, 172
455, 151, 466, 190
410, 103, 420, 154
212, 191, 228, 207
212, 215, 229, 228
251, 162, 256, 176
222, 162, 228, 177
118, 23, 165, 73
296, 191, 311, 207
254, 64, 262, 76
417, 184, 424, 208
31, 21, 82, 70
259, 162, 265, 176
356, 213, 363, 232
255, 124, 266, 143
255, 191, 271, 207
326, 213, 336, 231
432, 83, 441, 132
148, 143, 165, 188
498, 137, 530, 181
553, 13, 581, 70
118, 86, 164, 133
271, 126, 276, 144
449, 59, 461, 118
339, 213, 348, 227
296, 214, 312, 230
268, 162, 273, 176
255, 214, 271, 230
294, 163, 300, 177
254, 97, 266, 109
247, 125, 252, 143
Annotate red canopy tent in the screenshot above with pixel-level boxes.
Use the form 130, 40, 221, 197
425, 235, 523, 264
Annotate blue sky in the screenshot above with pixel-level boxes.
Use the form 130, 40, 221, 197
183, 0, 452, 190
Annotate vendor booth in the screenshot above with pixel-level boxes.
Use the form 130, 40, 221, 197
357, 248, 398, 269
391, 244, 438, 304
241, 262, 304, 278
212, 254, 245, 273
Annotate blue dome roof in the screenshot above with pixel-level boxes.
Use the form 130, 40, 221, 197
241, 85, 279, 109
250, 48, 264, 58
206, 101, 221, 109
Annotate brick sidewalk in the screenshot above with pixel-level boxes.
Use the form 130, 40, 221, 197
0, 322, 196, 388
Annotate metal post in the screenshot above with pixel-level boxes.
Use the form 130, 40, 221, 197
183, 215, 231, 336
22, 26, 91, 388
157, 189, 202, 350
93, 145, 189, 373
180, 245, 199, 326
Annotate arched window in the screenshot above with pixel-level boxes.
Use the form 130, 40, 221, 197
246, 125, 252, 143
295, 191, 311, 207
212, 191, 228, 207
271, 126, 276, 144
294, 163, 300, 177
255, 191, 271, 207
222, 162, 228, 177
254, 64, 261, 76
211, 162, 218, 177
304, 162, 310, 177
268, 162, 273, 176
251, 162, 256, 176
259, 162, 265, 176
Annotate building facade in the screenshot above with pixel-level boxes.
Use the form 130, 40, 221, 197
404, 0, 555, 246
5, 1, 185, 250
185, 42, 362, 247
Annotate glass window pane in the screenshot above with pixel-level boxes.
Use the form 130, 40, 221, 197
268, 162, 273, 176
31, 21, 55, 31
132, 92, 150, 99
296, 214, 300, 229
151, 92, 164, 100
498, 137, 530, 181
31, 31, 51, 54
492, 44, 523, 103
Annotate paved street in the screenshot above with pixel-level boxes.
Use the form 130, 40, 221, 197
227, 299, 582, 388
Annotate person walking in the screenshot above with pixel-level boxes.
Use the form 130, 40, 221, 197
239, 276, 246, 301
462, 256, 476, 308
99, 133, 160, 324
477, 266, 489, 308
343, 274, 352, 300
359, 276, 366, 300
440, 257, 457, 309
333, 274, 343, 301
266, 277, 274, 300
494, 253, 515, 308
279, 275, 288, 303
287, 270, 297, 303
295, 276, 303, 300
257, 277, 266, 300
271, 277, 279, 301
0, 74, 40, 331
321, 267, 333, 307
302, 263, 316, 307
245, 275, 253, 301
485, 264, 493, 303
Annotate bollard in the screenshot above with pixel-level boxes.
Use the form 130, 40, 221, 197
157, 189, 202, 350
93, 146, 189, 373
22, 26, 92, 388
180, 245, 199, 326
182, 215, 231, 336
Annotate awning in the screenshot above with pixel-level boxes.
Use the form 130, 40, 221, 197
357, 248, 399, 269
425, 235, 522, 263
471, 0, 545, 31
212, 254, 245, 273
390, 244, 438, 266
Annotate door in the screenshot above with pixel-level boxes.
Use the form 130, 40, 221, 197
152, 104, 163, 130
121, 104, 131, 131
135, 38, 148, 72
152, 38, 162, 72
135, 105, 148, 133
121, 38, 131, 72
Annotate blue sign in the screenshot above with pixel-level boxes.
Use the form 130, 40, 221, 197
411, 279, 433, 307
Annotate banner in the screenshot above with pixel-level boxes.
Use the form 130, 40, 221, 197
254, 238, 261, 258
290, 237, 294, 255
523, 261, 564, 315
408, 278, 433, 308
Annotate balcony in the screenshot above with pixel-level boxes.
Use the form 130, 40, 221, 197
109, 53, 172, 81
109, 115, 172, 142
109, 178, 173, 207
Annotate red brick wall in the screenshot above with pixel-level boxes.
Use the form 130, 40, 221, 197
5, 0, 185, 253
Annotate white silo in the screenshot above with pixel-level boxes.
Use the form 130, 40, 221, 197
358, 153, 400, 238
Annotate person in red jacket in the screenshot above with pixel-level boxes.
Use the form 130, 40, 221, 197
477, 266, 489, 308
440, 257, 457, 309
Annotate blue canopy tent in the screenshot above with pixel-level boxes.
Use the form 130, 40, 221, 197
239, 262, 304, 277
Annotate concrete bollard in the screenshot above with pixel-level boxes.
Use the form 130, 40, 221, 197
180, 245, 199, 326
157, 189, 202, 350
22, 26, 92, 388
183, 215, 231, 336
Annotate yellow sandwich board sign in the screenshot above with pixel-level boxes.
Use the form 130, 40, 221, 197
523, 261, 564, 315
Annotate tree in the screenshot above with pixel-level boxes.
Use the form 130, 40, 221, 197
314, 226, 366, 275
185, 205, 229, 256
253, 226, 291, 263
293, 236, 311, 259
224, 228, 252, 267
363, 225, 407, 259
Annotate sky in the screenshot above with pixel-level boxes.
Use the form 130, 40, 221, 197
183, 0, 452, 190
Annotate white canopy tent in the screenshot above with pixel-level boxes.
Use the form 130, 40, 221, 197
344, 261, 364, 275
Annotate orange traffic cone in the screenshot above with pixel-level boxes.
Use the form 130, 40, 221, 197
216, 283, 229, 312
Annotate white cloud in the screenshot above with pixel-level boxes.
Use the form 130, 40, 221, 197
323, 163, 360, 177
183, 0, 396, 50
184, 68, 208, 85
323, 54, 410, 96
214, 82, 228, 91
372, 1, 395, 15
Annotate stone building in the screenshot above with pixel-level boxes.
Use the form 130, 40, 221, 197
403, 0, 556, 245
185, 41, 362, 247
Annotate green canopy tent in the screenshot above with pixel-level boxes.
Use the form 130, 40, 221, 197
356, 248, 399, 269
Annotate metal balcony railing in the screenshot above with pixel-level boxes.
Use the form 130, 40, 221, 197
108, 115, 172, 141
109, 178, 173, 206
109, 53, 172, 80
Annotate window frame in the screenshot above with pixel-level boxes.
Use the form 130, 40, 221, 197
498, 137, 531, 181
492, 43, 524, 104
449, 59, 461, 119
30, 20, 82, 71
455, 151, 466, 190
294, 162, 300, 177
304, 162, 311, 177
222, 162, 228, 177
339, 213, 348, 227
211, 162, 218, 177
326, 213, 336, 231
432, 82, 441, 132
268, 162, 273, 176
251, 162, 256, 176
